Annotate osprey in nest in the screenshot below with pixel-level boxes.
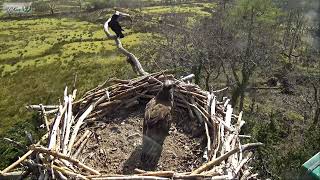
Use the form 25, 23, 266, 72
141, 80, 175, 168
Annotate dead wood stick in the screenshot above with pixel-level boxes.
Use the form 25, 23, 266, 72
224, 105, 233, 154
189, 104, 213, 128
82, 81, 110, 97
234, 152, 253, 176
129, 72, 163, 85
247, 173, 259, 179
225, 134, 235, 163
204, 122, 211, 155
191, 143, 263, 175
210, 96, 216, 116
194, 97, 207, 108
56, 170, 68, 180
136, 171, 174, 177
230, 111, 244, 165
49, 164, 88, 180
56, 126, 62, 152
61, 87, 69, 143
175, 94, 194, 119
3, 138, 27, 150
180, 74, 195, 81
92, 176, 169, 180
48, 105, 67, 150
173, 174, 212, 179
86, 174, 126, 178
26, 105, 59, 110
97, 100, 122, 109
206, 93, 213, 153
190, 99, 204, 125
73, 130, 91, 149
109, 79, 132, 84
195, 104, 234, 132
232, 111, 244, 148
0, 133, 48, 174
68, 91, 109, 154
0, 171, 26, 179
148, 76, 163, 85
212, 122, 221, 159
73, 132, 91, 158
134, 168, 146, 174
212, 87, 229, 93
239, 135, 251, 138
177, 89, 207, 99
201, 167, 222, 176
211, 175, 231, 180
30, 145, 100, 175
210, 96, 218, 159
104, 16, 148, 76
240, 169, 251, 180
40, 104, 50, 132
63, 94, 73, 154
44, 109, 59, 115
110, 82, 149, 100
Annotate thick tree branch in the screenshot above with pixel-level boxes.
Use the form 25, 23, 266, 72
103, 15, 148, 76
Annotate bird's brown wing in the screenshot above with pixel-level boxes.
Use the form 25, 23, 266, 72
144, 98, 172, 128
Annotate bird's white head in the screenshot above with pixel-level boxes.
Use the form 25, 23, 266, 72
163, 80, 174, 88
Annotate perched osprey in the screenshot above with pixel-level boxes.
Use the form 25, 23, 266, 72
108, 11, 127, 38
141, 80, 175, 168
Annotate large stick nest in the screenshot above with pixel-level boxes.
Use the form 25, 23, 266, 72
1, 71, 262, 180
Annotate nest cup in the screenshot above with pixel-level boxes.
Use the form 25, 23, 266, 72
0, 72, 262, 180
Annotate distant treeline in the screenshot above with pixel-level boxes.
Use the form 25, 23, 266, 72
0, 0, 212, 17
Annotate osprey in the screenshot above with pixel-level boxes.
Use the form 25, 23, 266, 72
108, 11, 128, 38
141, 80, 175, 168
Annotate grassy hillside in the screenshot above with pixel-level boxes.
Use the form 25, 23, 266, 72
0, 17, 143, 168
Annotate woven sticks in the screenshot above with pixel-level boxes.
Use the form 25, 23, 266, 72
1, 73, 261, 179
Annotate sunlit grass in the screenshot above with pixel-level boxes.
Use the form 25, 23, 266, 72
140, 2, 216, 16
0, 17, 145, 138
0, 18, 145, 75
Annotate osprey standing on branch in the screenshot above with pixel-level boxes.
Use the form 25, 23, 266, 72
141, 80, 175, 169
108, 11, 130, 38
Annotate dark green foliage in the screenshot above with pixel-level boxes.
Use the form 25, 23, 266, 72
243, 108, 320, 179
0, 114, 44, 169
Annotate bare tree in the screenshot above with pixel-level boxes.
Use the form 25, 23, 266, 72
281, 8, 306, 62
224, 0, 281, 111
48, 0, 57, 15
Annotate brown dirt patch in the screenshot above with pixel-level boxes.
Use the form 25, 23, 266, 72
78, 105, 205, 174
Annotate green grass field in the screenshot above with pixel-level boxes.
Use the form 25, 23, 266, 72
0, 17, 147, 133
0, 17, 145, 167
140, 3, 216, 16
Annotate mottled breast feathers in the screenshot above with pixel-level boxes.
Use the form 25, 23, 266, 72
144, 98, 172, 131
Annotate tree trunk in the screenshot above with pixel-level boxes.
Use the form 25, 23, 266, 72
192, 62, 203, 85
313, 107, 320, 125
231, 75, 249, 111
231, 7, 254, 110
205, 72, 211, 91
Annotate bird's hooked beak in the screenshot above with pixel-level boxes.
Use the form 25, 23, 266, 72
115, 11, 132, 22
115, 11, 130, 17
